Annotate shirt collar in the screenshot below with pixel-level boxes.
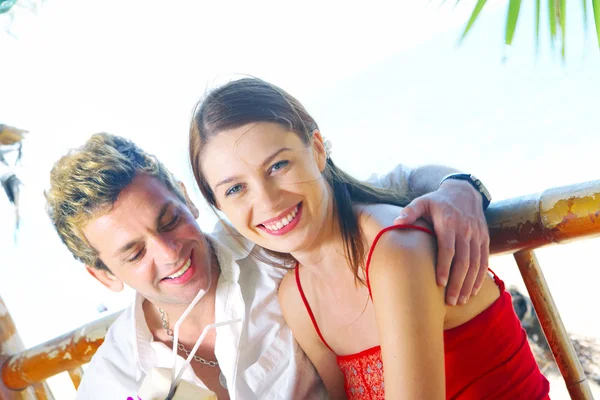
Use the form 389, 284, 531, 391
132, 293, 155, 378
206, 220, 256, 284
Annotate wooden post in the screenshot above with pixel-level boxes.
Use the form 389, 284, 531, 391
0, 296, 54, 400
514, 250, 594, 400
1, 311, 120, 391
487, 180, 600, 255
67, 368, 84, 390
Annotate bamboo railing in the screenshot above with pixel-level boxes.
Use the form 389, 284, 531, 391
1, 312, 121, 393
1, 179, 599, 399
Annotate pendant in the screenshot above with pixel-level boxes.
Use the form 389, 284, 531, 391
219, 371, 227, 389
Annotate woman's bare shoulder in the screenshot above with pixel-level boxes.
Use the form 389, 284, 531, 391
355, 203, 434, 247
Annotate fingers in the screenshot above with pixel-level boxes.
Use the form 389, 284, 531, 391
435, 226, 455, 289
393, 198, 427, 225
472, 236, 490, 296
457, 238, 480, 304
445, 233, 469, 306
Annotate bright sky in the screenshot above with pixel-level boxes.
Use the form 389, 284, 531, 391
1, 0, 599, 398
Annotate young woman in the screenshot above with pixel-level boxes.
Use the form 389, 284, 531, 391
188, 78, 550, 399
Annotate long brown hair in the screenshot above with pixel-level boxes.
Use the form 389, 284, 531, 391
189, 77, 410, 284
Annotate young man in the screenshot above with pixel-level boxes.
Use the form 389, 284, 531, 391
45, 133, 491, 399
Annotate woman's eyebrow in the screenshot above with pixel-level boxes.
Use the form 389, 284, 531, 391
214, 147, 291, 190
260, 147, 291, 168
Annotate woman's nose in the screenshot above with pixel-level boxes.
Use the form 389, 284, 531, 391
255, 183, 283, 212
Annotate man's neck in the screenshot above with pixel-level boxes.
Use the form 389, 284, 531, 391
144, 266, 221, 340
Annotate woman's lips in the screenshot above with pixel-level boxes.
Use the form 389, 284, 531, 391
258, 202, 303, 236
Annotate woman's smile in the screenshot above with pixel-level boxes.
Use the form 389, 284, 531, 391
257, 202, 303, 236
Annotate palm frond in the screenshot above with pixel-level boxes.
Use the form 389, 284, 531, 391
559, 0, 567, 58
0, 0, 18, 14
593, 0, 600, 48
459, 0, 599, 60
535, 0, 542, 53
459, 0, 488, 43
548, 0, 558, 48
505, 0, 523, 46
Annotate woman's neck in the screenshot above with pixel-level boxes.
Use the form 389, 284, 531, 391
291, 200, 354, 282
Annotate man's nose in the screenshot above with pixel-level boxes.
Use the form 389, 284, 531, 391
150, 233, 182, 265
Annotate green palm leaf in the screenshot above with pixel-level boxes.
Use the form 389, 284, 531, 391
536, 0, 542, 53
0, 0, 17, 14
505, 0, 522, 45
559, 0, 567, 57
459, 0, 488, 42
582, 0, 588, 34
459, 0, 599, 59
593, 0, 600, 48
548, 0, 557, 48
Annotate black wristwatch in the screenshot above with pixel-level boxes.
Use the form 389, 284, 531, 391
439, 173, 492, 210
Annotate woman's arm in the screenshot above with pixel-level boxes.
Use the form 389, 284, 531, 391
368, 226, 446, 399
278, 273, 347, 399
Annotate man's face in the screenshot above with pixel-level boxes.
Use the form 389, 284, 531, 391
82, 174, 214, 308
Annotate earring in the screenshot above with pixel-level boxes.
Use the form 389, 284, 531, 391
323, 138, 333, 159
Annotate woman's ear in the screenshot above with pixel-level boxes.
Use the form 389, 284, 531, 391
178, 181, 200, 218
311, 130, 327, 172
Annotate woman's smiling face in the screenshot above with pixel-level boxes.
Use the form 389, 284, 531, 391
200, 122, 331, 254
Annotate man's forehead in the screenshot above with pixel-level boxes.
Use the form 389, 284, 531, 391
122, 173, 178, 200
84, 176, 177, 236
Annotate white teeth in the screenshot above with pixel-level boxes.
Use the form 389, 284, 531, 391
167, 258, 191, 279
263, 205, 300, 231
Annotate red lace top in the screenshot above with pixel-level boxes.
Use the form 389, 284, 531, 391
295, 224, 550, 399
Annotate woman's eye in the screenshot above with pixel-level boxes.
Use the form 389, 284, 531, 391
270, 160, 289, 173
225, 184, 243, 197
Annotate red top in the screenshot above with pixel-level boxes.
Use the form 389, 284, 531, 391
295, 224, 550, 399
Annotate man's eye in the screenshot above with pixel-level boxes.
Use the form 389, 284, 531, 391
128, 248, 145, 262
225, 184, 243, 197
163, 215, 180, 230
270, 160, 289, 173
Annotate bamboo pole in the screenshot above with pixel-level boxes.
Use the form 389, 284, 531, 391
67, 367, 84, 390
0, 296, 54, 400
488, 179, 600, 255
1, 311, 120, 391
514, 250, 594, 400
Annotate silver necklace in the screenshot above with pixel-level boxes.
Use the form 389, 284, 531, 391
159, 308, 228, 389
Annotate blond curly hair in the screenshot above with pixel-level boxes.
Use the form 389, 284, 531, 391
45, 133, 185, 271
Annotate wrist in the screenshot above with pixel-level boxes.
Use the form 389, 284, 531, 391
439, 173, 492, 210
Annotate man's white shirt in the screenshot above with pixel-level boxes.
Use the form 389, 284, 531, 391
75, 165, 411, 399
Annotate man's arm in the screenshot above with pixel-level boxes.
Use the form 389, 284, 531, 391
370, 164, 490, 306
367, 164, 460, 197
406, 165, 460, 196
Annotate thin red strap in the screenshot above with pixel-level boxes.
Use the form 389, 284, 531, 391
365, 224, 435, 299
486, 268, 505, 291
295, 266, 335, 352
